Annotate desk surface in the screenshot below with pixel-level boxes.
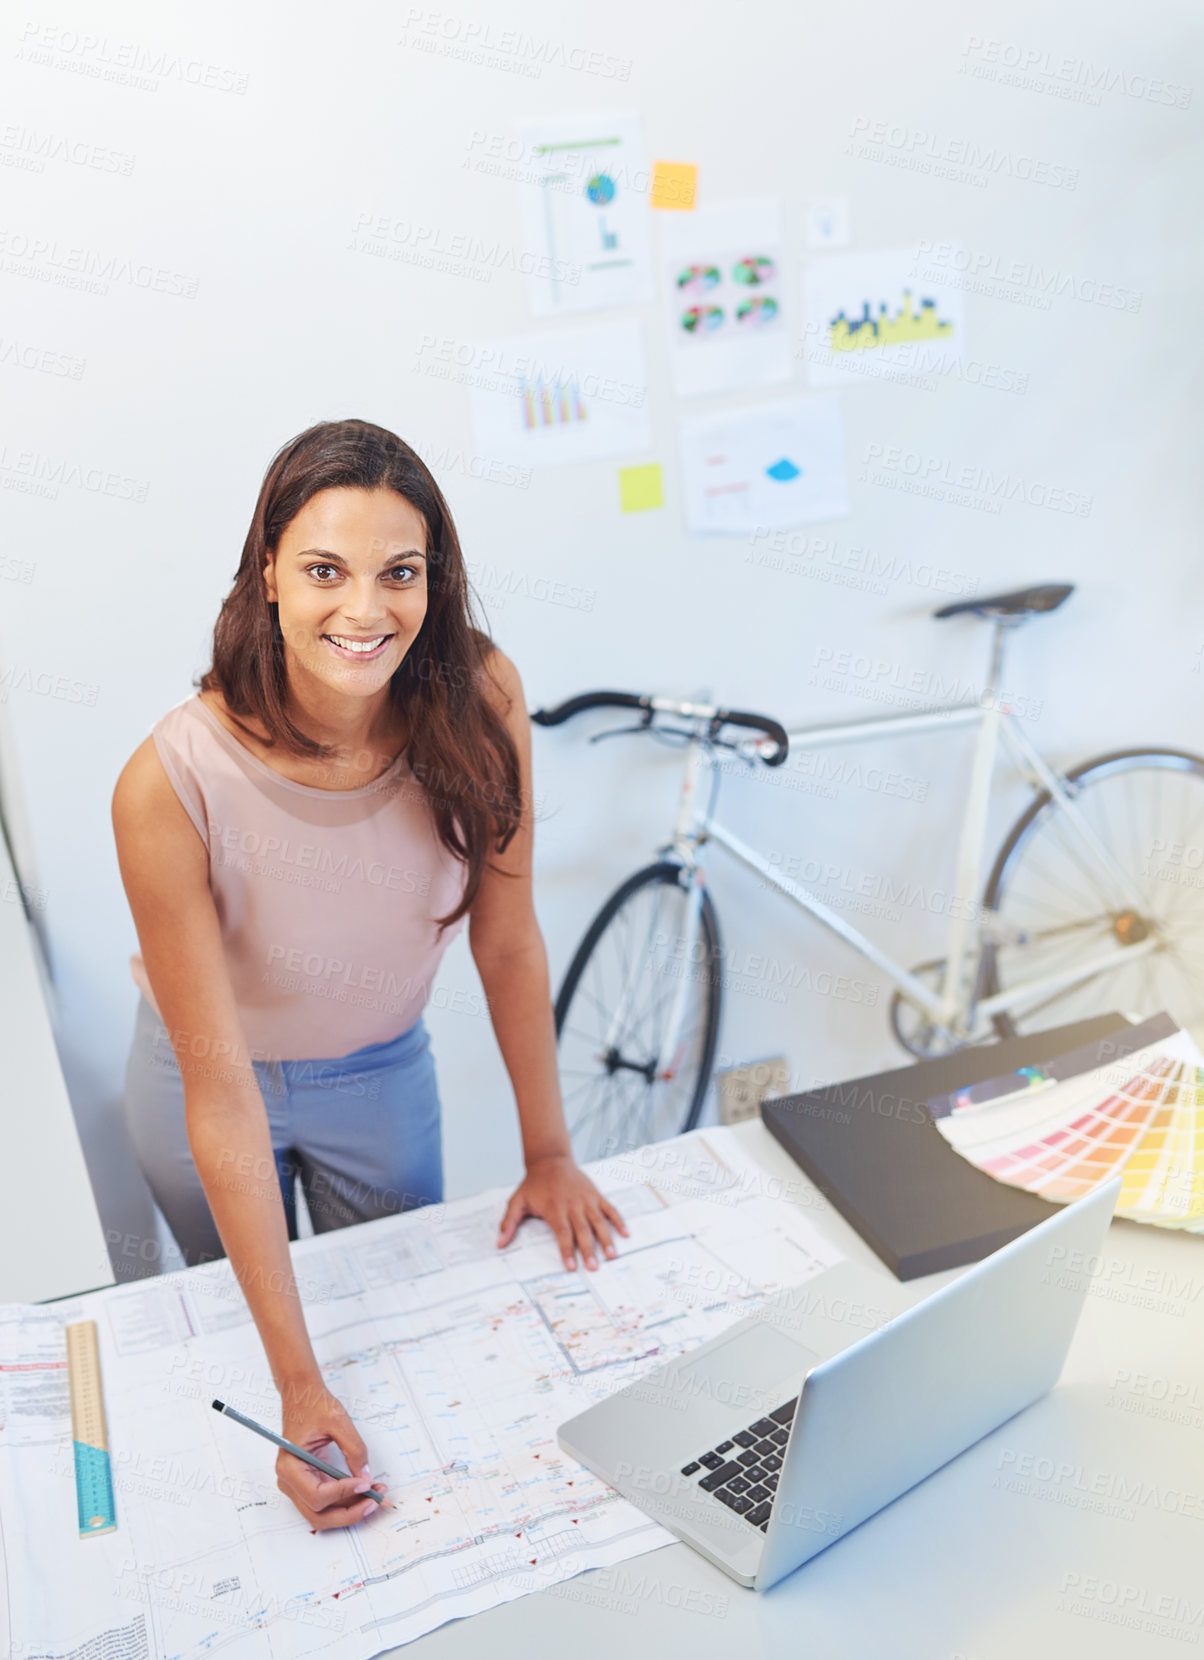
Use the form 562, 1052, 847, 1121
405, 1119, 1204, 1660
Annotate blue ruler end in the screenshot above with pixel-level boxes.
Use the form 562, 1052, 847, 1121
74, 1439, 117, 1536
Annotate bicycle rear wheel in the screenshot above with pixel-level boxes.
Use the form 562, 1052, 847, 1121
981, 748, 1204, 1044
554, 861, 722, 1163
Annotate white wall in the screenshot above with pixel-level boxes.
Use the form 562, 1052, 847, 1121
2, 0, 1201, 1282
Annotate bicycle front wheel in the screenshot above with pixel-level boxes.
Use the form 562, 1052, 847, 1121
982, 748, 1204, 1044
554, 861, 723, 1163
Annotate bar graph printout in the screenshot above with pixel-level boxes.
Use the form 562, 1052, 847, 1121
466, 318, 652, 466
930, 1013, 1204, 1229
0, 1127, 841, 1659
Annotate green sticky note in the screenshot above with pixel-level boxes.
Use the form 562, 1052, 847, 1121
619, 464, 664, 513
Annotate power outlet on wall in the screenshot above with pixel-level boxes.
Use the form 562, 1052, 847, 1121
715, 1056, 790, 1126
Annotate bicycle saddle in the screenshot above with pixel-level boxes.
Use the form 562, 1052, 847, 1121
933, 582, 1074, 621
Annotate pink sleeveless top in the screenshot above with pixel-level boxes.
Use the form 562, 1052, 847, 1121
129, 695, 469, 1061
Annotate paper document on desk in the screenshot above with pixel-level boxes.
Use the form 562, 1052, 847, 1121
0, 1126, 841, 1658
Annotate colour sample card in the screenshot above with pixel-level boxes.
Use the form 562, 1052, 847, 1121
467, 319, 652, 467
678, 395, 849, 534
933, 1018, 1204, 1229
516, 113, 655, 317
660, 198, 791, 397
801, 245, 966, 389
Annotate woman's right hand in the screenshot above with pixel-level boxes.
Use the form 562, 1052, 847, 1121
275, 1377, 388, 1529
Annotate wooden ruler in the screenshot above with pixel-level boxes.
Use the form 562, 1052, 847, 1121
65, 1320, 117, 1536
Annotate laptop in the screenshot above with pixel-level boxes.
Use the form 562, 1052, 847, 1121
557, 1175, 1121, 1590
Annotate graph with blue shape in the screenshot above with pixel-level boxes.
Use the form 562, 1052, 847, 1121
680, 395, 849, 533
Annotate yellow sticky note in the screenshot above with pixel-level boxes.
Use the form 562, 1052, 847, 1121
619, 464, 664, 513
651, 161, 697, 211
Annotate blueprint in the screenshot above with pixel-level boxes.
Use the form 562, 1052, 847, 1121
0, 1127, 842, 1658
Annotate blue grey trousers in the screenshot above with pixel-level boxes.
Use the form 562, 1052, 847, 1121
122, 994, 444, 1268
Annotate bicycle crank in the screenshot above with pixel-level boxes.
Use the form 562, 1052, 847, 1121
888, 959, 990, 1060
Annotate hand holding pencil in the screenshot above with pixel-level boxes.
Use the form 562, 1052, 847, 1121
214, 1382, 393, 1527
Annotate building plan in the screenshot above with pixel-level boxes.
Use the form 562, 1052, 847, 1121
0, 1127, 843, 1658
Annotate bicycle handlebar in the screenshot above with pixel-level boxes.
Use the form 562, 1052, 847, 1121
530, 689, 790, 765
530, 690, 647, 724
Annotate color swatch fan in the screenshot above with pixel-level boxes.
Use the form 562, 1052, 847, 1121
930, 1014, 1204, 1230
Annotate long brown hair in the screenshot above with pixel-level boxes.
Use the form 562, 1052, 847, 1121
198, 418, 521, 932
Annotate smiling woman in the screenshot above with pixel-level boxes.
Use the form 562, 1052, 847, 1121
111, 418, 627, 1532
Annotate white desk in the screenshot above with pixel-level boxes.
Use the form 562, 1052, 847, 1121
0, 830, 113, 1303
404, 1119, 1204, 1660
20, 1071, 1200, 1656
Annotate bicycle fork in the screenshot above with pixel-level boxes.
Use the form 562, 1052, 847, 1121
653, 862, 709, 1082
601, 741, 713, 1082
651, 738, 714, 1081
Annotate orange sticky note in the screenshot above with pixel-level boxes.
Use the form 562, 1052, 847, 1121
651, 161, 697, 211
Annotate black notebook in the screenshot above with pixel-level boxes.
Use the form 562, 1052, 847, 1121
761, 1014, 1139, 1280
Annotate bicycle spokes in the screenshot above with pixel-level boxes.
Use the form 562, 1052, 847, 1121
985, 754, 1204, 1044
554, 866, 721, 1162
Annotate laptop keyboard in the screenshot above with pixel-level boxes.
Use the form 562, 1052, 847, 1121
679, 1397, 797, 1531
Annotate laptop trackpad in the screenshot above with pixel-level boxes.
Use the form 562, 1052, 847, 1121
677, 1322, 820, 1392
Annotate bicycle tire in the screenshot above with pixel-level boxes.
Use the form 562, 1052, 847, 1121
553, 860, 723, 1162
980, 746, 1204, 1042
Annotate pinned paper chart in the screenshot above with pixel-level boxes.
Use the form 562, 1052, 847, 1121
801, 246, 966, 388
467, 319, 652, 467
931, 1015, 1204, 1230
678, 395, 849, 534
516, 113, 654, 317
660, 199, 791, 397
804, 197, 851, 249
519, 373, 586, 429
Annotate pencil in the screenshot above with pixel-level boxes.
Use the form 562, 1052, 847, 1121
212, 1399, 394, 1510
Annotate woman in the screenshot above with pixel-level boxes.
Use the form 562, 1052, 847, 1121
113, 418, 627, 1531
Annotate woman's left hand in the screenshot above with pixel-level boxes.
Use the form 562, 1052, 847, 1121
497, 1155, 630, 1271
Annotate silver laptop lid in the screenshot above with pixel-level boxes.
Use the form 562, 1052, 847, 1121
756, 1176, 1122, 1589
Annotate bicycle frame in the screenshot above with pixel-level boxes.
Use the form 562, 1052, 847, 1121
646, 624, 1158, 1067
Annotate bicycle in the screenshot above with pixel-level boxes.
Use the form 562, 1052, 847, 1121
530, 584, 1204, 1162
